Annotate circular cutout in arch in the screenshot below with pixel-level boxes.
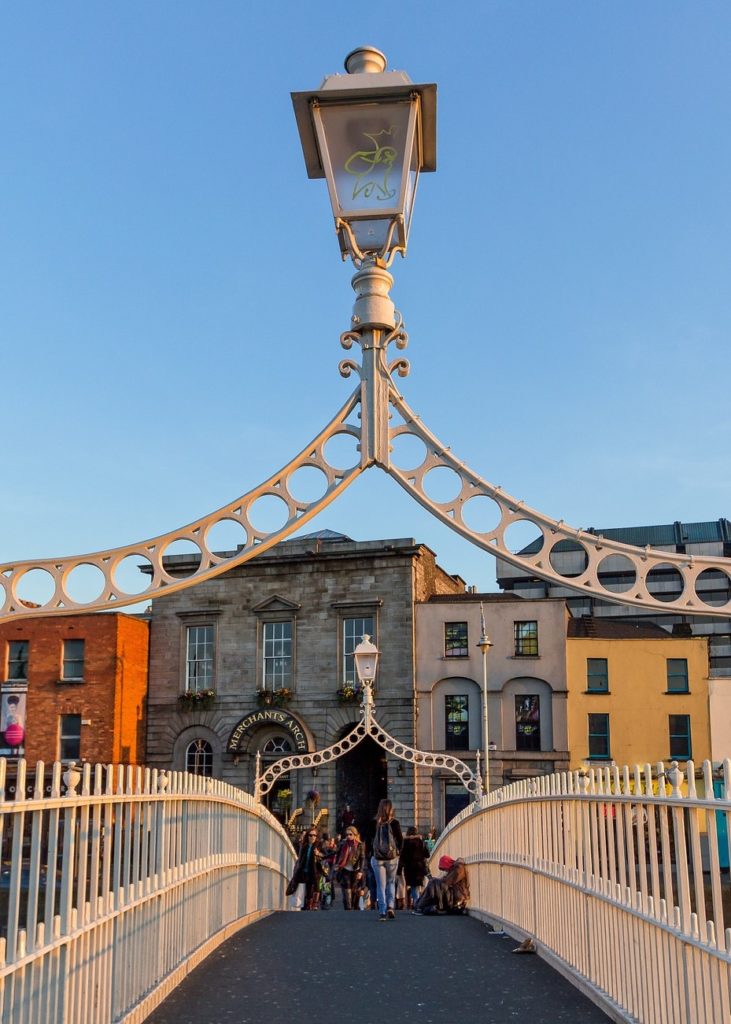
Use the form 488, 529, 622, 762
695, 568, 731, 608
323, 431, 360, 471
461, 495, 501, 535
597, 554, 637, 594
549, 540, 588, 578
389, 432, 427, 471
646, 563, 684, 603
114, 554, 154, 595
286, 465, 329, 505
503, 519, 544, 557
161, 538, 203, 577
247, 493, 290, 535
422, 466, 464, 505
64, 563, 106, 604
205, 518, 248, 558
15, 567, 56, 608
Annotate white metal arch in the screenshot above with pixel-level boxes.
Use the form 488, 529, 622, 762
255, 683, 482, 799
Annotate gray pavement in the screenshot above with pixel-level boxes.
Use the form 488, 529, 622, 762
147, 907, 610, 1024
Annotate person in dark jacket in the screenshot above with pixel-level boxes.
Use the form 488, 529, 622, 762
398, 826, 429, 909
334, 825, 365, 909
371, 798, 403, 921
413, 856, 469, 915
291, 828, 325, 910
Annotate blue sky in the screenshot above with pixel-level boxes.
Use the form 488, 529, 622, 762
2, 2, 730, 603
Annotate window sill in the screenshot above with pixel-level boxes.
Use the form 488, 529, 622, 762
509, 654, 541, 660
664, 690, 690, 695
442, 655, 470, 660
584, 690, 611, 695
585, 755, 612, 762
57, 679, 85, 685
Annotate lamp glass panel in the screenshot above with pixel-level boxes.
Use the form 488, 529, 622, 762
317, 100, 414, 219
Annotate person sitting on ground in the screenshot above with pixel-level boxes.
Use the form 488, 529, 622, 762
413, 855, 469, 915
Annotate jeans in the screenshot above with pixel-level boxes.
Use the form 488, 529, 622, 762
371, 856, 398, 914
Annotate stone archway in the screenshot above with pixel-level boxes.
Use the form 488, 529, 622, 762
335, 725, 387, 838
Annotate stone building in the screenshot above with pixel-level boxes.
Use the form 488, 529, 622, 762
145, 532, 463, 837
0, 612, 148, 768
415, 594, 570, 825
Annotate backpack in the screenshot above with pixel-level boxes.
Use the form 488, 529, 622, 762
373, 822, 398, 860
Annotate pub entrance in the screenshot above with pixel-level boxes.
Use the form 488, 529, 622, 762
335, 727, 387, 840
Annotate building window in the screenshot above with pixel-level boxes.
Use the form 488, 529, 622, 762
588, 713, 610, 760
343, 616, 374, 686
8, 641, 28, 681
445, 695, 469, 750
587, 658, 609, 692
59, 714, 82, 761
444, 781, 470, 824
186, 625, 214, 692
669, 715, 692, 759
263, 621, 292, 690
666, 659, 689, 693
62, 639, 85, 681
515, 695, 541, 750
186, 739, 213, 777
514, 621, 538, 657
444, 622, 469, 658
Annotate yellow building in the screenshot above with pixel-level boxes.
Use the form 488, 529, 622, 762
567, 617, 711, 770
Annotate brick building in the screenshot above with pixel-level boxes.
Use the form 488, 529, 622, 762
146, 532, 463, 836
0, 613, 149, 766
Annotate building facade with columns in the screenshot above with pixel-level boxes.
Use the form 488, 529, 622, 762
145, 532, 463, 837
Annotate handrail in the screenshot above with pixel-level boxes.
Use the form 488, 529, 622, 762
0, 758, 295, 1023
433, 758, 731, 1024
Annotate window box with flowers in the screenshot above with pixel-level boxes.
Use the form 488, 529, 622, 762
257, 688, 292, 708
336, 684, 362, 705
178, 689, 216, 711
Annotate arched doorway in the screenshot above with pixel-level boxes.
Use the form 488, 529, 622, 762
260, 733, 294, 821
335, 727, 387, 839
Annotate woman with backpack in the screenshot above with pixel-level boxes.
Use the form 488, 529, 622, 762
371, 798, 403, 921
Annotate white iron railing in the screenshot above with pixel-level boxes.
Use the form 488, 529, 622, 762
0, 759, 294, 1024
434, 759, 731, 1024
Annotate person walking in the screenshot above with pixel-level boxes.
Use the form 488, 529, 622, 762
334, 825, 365, 909
290, 828, 324, 910
371, 798, 403, 921
398, 826, 429, 909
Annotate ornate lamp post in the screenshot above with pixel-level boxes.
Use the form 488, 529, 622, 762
353, 633, 380, 694
476, 603, 493, 793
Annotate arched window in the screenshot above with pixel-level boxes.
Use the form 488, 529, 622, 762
186, 738, 213, 777
260, 735, 293, 817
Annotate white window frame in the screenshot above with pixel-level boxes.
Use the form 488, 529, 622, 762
342, 615, 375, 686
262, 620, 293, 691
186, 625, 215, 692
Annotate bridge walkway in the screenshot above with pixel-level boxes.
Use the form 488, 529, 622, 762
146, 905, 611, 1024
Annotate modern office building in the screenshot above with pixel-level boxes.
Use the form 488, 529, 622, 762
496, 519, 731, 676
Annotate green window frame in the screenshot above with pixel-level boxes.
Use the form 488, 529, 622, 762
587, 658, 609, 692
514, 621, 538, 657
669, 715, 692, 760
445, 695, 469, 750
666, 658, 689, 693
444, 622, 469, 658
588, 713, 610, 760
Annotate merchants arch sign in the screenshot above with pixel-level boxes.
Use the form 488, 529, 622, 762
227, 710, 309, 755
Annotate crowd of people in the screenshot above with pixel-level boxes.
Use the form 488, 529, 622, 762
286, 799, 468, 919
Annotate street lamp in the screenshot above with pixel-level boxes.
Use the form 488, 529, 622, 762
353, 633, 380, 690
292, 46, 436, 267
476, 603, 493, 793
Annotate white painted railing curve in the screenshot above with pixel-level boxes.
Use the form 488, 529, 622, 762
0, 758, 294, 1024
433, 759, 731, 1024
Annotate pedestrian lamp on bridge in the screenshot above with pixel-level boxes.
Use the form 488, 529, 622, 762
353, 633, 380, 694
476, 604, 493, 793
291, 45, 436, 267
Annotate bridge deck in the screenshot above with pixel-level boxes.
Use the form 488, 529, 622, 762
147, 907, 610, 1024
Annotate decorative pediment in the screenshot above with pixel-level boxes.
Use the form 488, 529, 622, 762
251, 594, 301, 615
